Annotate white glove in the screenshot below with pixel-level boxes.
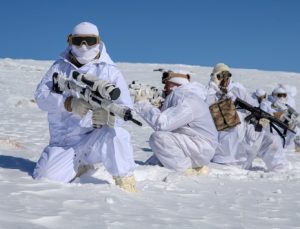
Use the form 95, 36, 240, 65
64, 96, 92, 117
276, 110, 300, 130
150, 96, 164, 108
92, 108, 116, 128
288, 116, 300, 130
134, 88, 151, 103
258, 118, 270, 128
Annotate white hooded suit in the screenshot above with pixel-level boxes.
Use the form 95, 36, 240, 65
33, 43, 136, 182
206, 81, 259, 164
206, 81, 289, 171
135, 82, 218, 172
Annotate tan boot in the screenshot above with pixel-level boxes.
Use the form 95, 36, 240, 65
70, 164, 95, 182
113, 175, 137, 193
184, 166, 209, 175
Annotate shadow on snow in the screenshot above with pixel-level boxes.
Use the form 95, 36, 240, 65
0, 155, 35, 176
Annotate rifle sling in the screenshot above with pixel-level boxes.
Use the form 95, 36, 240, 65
270, 122, 286, 147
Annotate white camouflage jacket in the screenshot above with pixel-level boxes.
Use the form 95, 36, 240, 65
134, 82, 219, 148
35, 43, 132, 146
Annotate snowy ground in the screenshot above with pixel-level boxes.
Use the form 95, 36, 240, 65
0, 58, 300, 228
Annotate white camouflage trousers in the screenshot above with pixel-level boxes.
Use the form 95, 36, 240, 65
149, 131, 215, 172
33, 127, 136, 182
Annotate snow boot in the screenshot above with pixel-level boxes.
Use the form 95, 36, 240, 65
184, 166, 209, 175
113, 175, 137, 193
70, 164, 95, 182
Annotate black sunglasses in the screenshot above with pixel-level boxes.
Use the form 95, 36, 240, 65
69, 35, 100, 47
277, 93, 287, 98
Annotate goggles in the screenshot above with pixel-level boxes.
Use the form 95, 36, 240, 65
276, 93, 287, 98
68, 35, 100, 47
216, 71, 232, 80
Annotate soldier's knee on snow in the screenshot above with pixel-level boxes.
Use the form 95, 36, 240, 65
149, 131, 167, 149
149, 131, 167, 142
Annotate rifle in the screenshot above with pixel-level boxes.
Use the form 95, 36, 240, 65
52, 71, 142, 126
283, 104, 300, 128
234, 97, 296, 147
128, 81, 165, 108
271, 101, 300, 128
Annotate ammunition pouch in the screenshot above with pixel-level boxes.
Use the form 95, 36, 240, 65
209, 98, 241, 131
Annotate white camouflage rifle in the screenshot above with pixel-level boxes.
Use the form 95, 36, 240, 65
52, 71, 142, 126
128, 80, 165, 108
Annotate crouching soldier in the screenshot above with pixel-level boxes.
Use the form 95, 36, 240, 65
134, 71, 218, 174
207, 63, 290, 172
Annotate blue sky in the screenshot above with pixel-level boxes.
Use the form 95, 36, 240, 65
1, 0, 300, 72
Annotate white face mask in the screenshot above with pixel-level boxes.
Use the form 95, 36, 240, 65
71, 44, 100, 64
277, 98, 287, 103
276, 97, 287, 105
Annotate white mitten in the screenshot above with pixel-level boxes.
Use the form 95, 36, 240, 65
92, 108, 116, 128
150, 96, 164, 108
72, 98, 92, 117
64, 96, 92, 117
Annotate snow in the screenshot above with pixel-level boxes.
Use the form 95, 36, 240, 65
0, 58, 300, 228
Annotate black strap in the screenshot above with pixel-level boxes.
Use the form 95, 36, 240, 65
270, 122, 286, 147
